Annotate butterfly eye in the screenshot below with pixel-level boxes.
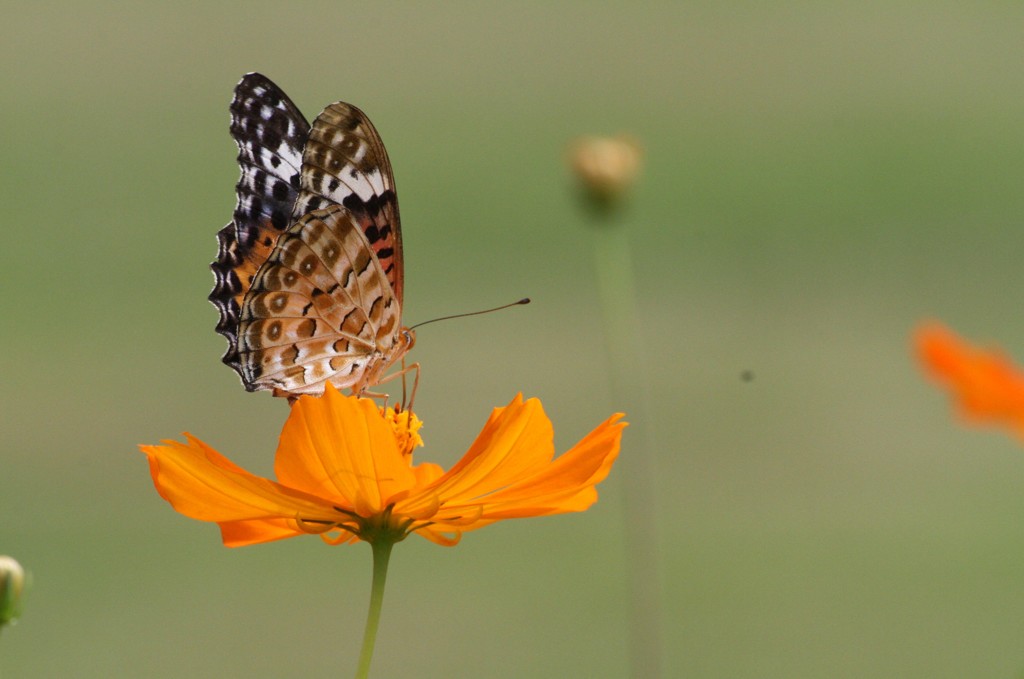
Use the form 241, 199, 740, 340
403, 329, 416, 350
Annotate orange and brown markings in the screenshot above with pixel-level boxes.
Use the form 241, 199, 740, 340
211, 73, 312, 381
352, 196, 402, 303
293, 101, 404, 305
236, 205, 404, 395
213, 73, 413, 397
226, 220, 281, 309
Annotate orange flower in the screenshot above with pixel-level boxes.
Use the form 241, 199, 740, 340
140, 385, 625, 547
916, 322, 1024, 437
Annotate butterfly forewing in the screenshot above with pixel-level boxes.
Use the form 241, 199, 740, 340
210, 73, 311, 376
237, 206, 405, 395
294, 102, 404, 304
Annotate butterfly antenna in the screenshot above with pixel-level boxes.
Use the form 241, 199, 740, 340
410, 298, 531, 330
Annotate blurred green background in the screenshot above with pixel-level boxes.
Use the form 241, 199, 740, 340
4, 2, 1024, 677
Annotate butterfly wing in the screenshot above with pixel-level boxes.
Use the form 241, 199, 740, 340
237, 205, 406, 396
213, 78, 409, 396
210, 73, 311, 380
294, 102, 404, 305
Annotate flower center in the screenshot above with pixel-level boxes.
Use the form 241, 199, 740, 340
383, 406, 424, 458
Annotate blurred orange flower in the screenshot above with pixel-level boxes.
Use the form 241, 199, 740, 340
141, 385, 625, 547
916, 322, 1024, 437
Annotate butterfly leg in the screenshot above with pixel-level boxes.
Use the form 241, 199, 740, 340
362, 362, 420, 412
400, 360, 421, 413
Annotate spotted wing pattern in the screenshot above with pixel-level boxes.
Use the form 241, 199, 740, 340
293, 102, 404, 304
211, 74, 411, 397
210, 73, 310, 376
237, 204, 410, 396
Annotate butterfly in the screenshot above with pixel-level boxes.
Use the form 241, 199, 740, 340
209, 73, 414, 398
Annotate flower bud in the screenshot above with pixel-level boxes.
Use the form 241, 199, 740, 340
568, 135, 643, 211
0, 556, 25, 627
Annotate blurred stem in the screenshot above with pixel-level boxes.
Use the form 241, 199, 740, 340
354, 540, 394, 679
592, 212, 663, 678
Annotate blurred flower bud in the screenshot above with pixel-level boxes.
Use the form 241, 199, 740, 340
0, 556, 25, 627
568, 135, 643, 212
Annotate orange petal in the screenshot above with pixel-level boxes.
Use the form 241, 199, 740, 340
218, 518, 363, 547
417, 396, 556, 505
474, 413, 625, 514
140, 435, 338, 524
438, 414, 626, 520
916, 322, 1024, 436
274, 384, 416, 514
414, 525, 466, 546
218, 518, 305, 547
411, 461, 445, 487
397, 396, 626, 531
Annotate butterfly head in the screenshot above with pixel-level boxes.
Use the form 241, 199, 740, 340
400, 327, 416, 352
342, 325, 416, 397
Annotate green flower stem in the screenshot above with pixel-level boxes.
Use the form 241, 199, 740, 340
354, 539, 394, 679
592, 215, 663, 678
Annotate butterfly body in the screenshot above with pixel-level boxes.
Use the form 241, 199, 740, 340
210, 74, 411, 398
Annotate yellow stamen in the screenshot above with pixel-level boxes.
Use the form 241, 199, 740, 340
383, 406, 424, 457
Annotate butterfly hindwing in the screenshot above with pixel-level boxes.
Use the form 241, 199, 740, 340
210, 73, 311, 377
237, 205, 405, 395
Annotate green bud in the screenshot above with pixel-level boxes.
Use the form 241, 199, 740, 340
0, 556, 26, 627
